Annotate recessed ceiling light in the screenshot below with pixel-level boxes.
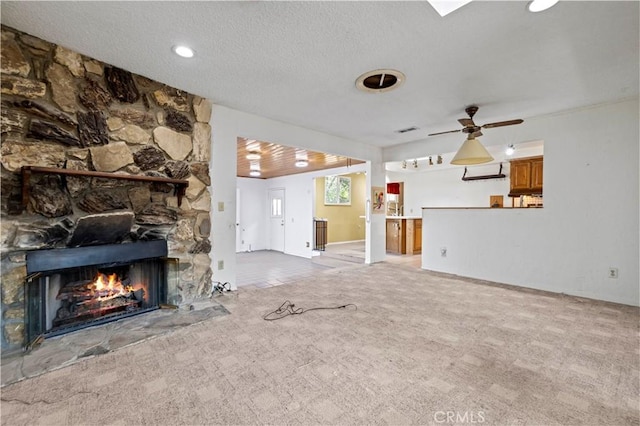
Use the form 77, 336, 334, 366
527, 0, 559, 13
249, 170, 261, 177
295, 160, 309, 168
246, 151, 261, 160
505, 144, 515, 156
172, 45, 194, 58
427, 0, 473, 17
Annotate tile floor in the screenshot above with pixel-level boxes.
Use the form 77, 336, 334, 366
236, 241, 422, 289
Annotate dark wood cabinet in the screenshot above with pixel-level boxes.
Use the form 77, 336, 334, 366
509, 156, 543, 196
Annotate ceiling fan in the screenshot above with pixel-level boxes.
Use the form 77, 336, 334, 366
428, 106, 523, 139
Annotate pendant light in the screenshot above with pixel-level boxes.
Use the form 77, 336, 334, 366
450, 136, 494, 165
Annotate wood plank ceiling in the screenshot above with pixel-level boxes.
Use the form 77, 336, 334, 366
237, 138, 365, 179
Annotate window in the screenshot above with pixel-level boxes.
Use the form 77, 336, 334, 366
271, 197, 282, 217
324, 175, 351, 205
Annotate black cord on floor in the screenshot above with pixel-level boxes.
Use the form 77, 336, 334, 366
213, 281, 231, 294
263, 300, 357, 321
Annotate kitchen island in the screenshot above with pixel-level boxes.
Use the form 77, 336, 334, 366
386, 216, 422, 254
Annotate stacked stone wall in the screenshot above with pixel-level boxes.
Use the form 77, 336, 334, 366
0, 25, 213, 353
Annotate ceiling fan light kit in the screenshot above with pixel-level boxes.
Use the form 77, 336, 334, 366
427, 105, 524, 165
451, 138, 495, 165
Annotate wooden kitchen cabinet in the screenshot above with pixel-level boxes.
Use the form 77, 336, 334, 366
386, 219, 405, 254
413, 219, 422, 253
530, 158, 543, 191
387, 218, 421, 254
509, 156, 543, 196
510, 161, 532, 192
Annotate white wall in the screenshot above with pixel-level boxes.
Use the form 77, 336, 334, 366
211, 105, 385, 289
236, 177, 267, 252
422, 98, 639, 306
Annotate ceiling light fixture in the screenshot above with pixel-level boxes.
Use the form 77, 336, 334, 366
172, 45, 195, 58
505, 144, 515, 156
527, 0, 559, 13
451, 137, 494, 165
246, 151, 261, 160
356, 69, 405, 93
427, 0, 474, 17
437, 155, 443, 164
249, 170, 261, 177
295, 160, 309, 168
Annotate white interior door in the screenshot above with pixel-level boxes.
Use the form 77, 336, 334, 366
236, 187, 242, 252
268, 188, 285, 252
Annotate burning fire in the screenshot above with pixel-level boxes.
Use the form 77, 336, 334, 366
91, 273, 134, 300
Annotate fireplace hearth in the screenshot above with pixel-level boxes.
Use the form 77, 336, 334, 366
25, 240, 174, 342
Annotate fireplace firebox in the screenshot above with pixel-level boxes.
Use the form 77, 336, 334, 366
25, 240, 175, 343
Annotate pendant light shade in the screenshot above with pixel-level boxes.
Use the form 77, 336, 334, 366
450, 138, 494, 165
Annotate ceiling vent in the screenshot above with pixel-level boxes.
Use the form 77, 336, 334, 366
396, 126, 419, 134
356, 69, 405, 93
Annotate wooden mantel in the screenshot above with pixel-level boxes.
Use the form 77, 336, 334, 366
21, 166, 190, 207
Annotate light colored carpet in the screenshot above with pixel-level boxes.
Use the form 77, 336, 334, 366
1, 262, 638, 425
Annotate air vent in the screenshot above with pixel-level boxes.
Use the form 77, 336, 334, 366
356, 69, 405, 93
396, 126, 419, 134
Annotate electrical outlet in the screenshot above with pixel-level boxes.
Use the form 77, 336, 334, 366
608, 267, 618, 279
217, 202, 224, 212
440, 247, 447, 257
306, 242, 310, 248
218, 260, 224, 270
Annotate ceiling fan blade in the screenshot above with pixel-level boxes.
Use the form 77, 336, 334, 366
458, 118, 475, 127
482, 119, 524, 129
428, 129, 462, 136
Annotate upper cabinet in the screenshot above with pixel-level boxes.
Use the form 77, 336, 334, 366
530, 157, 544, 192
509, 156, 543, 196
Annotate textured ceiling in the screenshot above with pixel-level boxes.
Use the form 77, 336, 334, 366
1, 1, 638, 149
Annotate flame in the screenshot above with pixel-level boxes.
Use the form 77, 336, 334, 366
91, 273, 134, 300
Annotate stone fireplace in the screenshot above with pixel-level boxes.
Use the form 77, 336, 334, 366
1, 25, 214, 354
25, 240, 172, 342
